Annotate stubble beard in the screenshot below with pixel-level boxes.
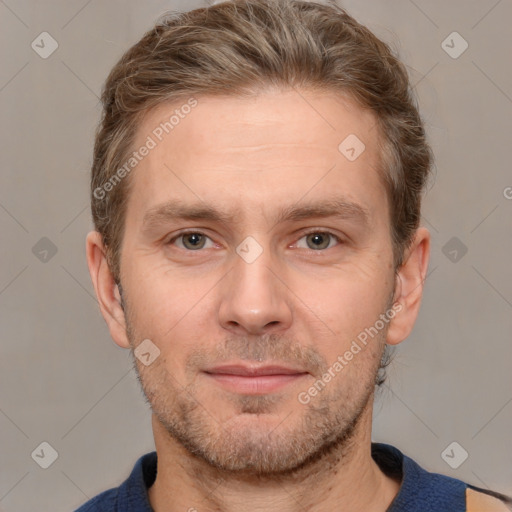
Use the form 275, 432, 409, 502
127, 324, 386, 478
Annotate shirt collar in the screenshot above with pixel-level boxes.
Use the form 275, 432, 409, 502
119, 443, 467, 511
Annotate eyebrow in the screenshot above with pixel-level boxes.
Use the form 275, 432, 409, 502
141, 197, 371, 233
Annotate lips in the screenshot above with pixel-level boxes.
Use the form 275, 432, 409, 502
203, 363, 309, 394
204, 364, 308, 377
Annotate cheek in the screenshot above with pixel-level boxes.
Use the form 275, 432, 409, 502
291, 263, 393, 356
126, 263, 212, 324
300, 260, 391, 317
124, 268, 221, 369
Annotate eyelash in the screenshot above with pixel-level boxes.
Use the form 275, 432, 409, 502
166, 229, 344, 252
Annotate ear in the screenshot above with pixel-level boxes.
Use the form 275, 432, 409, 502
86, 231, 131, 349
386, 227, 431, 345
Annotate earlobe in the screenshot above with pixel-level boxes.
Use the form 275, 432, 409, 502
85, 231, 131, 349
386, 227, 431, 346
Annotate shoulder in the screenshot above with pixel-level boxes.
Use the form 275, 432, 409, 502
372, 443, 511, 512
73, 451, 157, 512
466, 486, 512, 512
74, 488, 119, 511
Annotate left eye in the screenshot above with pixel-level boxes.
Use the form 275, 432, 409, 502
171, 232, 215, 250
296, 232, 341, 251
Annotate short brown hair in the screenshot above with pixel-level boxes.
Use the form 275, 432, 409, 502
91, 0, 432, 284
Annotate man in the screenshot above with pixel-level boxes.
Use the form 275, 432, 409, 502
78, 0, 511, 510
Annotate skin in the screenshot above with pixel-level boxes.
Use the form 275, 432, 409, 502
86, 87, 430, 512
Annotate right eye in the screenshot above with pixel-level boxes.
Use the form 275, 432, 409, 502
168, 231, 216, 251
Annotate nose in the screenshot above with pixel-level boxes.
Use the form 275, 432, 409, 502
217, 245, 293, 336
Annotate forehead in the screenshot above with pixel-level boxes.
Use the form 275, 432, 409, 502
126, 89, 386, 225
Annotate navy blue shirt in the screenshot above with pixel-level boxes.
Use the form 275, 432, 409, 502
75, 443, 506, 511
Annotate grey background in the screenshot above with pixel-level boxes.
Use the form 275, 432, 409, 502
1, 0, 511, 510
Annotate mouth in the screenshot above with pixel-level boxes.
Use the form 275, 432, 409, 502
203, 363, 309, 395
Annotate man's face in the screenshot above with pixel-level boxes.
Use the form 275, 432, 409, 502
118, 89, 397, 475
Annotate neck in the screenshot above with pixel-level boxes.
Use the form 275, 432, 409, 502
147, 400, 401, 512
